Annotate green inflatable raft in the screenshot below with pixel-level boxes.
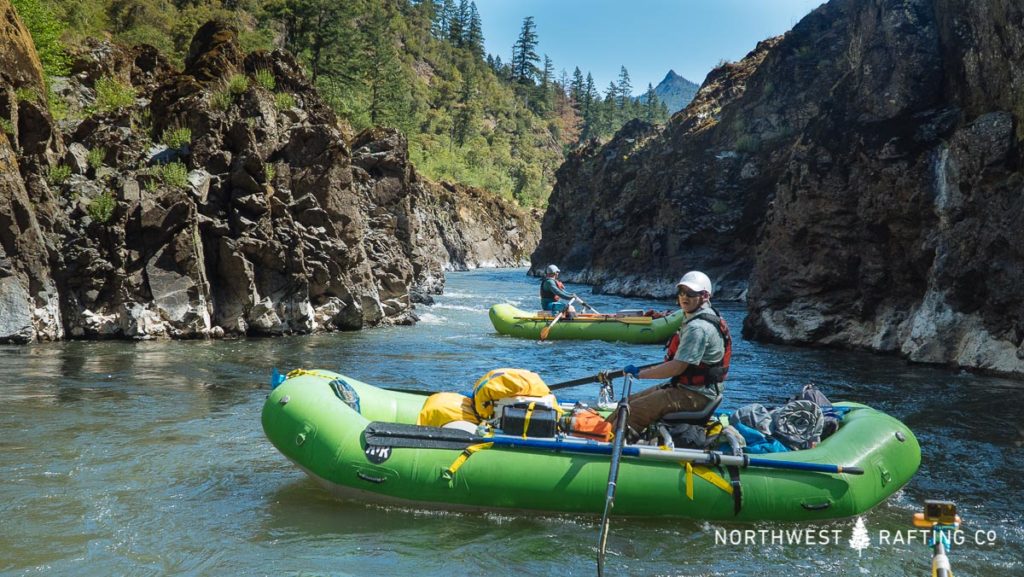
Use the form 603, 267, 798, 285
489, 303, 685, 343
262, 369, 920, 521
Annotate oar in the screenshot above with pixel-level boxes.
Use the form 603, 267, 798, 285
577, 297, 601, 314
362, 422, 865, 475
377, 363, 660, 396
597, 373, 634, 577
539, 296, 577, 341
547, 363, 660, 391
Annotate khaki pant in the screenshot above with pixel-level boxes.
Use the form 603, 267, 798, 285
607, 382, 713, 432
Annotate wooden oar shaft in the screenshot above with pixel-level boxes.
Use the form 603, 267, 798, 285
539, 296, 577, 340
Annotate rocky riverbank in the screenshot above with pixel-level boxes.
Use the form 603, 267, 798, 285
531, 0, 1024, 376
0, 13, 539, 342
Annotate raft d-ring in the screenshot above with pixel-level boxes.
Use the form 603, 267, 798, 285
279, 395, 290, 405
295, 432, 306, 446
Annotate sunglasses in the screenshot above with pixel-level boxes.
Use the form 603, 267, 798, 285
677, 287, 704, 298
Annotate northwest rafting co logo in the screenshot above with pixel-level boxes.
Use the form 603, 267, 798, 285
712, 518, 1000, 548
849, 517, 870, 556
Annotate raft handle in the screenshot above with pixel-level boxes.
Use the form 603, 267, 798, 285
356, 472, 387, 484
800, 501, 832, 511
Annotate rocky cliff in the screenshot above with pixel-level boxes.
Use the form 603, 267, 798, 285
531, 37, 781, 300
0, 13, 538, 342
533, 0, 1024, 376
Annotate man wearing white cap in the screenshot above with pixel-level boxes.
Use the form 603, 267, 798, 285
540, 264, 577, 317
608, 270, 733, 434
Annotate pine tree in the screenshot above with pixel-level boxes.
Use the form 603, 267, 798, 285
657, 99, 670, 122
449, 0, 467, 46
541, 54, 554, 90
604, 80, 619, 129
584, 73, 596, 113
570, 67, 585, 107
438, 0, 454, 40
268, 0, 359, 84
510, 16, 540, 84
556, 68, 571, 116
644, 82, 658, 122
558, 69, 570, 96
617, 65, 632, 109
466, 2, 484, 57
580, 72, 597, 140
364, 2, 410, 128
452, 68, 477, 146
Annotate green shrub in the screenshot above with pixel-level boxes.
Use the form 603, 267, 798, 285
227, 74, 249, 96
158, 162, 189, 189
735, 135, 760, 153
211, 89, 233, 111
133, 107, 152, 133
87, 148, 105, 169
47, 87, 70, 121
47, 164, 71, 185
274, 92, 296, 111
0, 118, 12, 136
93, 77, 136, 113
87, 191, 116, 223
161, 126, 192, 149
11, 0, 70, 76
264, 163, 275, 183
254, 68, 276, 91
15, 86, 38, 103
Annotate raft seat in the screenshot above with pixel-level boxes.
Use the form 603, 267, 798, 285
661, 395, 723, 426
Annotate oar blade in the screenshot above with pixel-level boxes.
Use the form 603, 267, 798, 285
539, 326, 551, 340
364, 421, 478, 450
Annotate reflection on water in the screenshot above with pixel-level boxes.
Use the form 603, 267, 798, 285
1, 268, 1021, 576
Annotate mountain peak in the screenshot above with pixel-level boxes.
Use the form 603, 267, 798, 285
653, 70, 699, 113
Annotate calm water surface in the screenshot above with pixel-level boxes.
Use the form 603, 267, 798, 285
1, 269, 1021, 576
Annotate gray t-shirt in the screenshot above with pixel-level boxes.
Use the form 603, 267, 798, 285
672, 303, 726, 394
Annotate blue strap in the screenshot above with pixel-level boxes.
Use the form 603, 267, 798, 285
270, 368, 286, 389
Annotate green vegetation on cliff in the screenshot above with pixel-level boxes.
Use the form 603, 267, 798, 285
16, 0, 671, 207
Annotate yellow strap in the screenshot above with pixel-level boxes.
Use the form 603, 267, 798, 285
472, 371, 506, 397
443, 442, 493, 479
286, 369, 337, 380
682, 462, 734, 500
521, 402, 537, 439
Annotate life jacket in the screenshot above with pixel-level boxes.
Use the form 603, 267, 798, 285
539, 277, 566, 302
663, 307, 732, 388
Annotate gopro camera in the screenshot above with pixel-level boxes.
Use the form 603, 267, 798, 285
913, 499, 959, 527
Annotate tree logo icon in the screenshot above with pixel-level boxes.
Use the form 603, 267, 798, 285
849, 516, 871, 556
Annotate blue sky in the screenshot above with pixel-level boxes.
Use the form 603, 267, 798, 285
474, 0, 825, 95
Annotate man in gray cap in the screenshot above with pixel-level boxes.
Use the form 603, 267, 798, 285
609, 270, 732, 434
539, 264, 577, 317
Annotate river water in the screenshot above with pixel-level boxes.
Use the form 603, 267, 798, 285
1, 268, 1021, 576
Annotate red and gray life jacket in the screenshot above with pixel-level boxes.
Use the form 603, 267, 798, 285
540, 278, 566, 302
663, 308, 732, 388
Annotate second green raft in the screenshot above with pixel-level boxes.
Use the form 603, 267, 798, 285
489, 303, 684, 343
